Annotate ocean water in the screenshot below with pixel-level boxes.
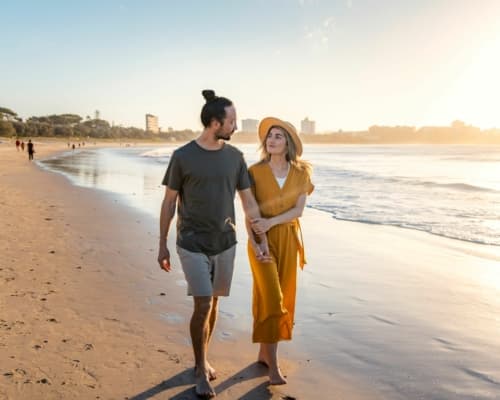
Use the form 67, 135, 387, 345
41, 144, 500, 247
306, 145, 500, 247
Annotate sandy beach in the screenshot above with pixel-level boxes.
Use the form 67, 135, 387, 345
0, 140, 376, 400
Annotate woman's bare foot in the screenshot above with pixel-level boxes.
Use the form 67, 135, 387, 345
257, 343, 286, 384
194, 368, 216, 398
269, 366, 287, 385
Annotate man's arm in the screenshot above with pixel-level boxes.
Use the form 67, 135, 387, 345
158, 186, 178, 272
238, 188, 272, 262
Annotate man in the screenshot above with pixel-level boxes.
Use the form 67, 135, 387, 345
27, 139, 35, 161
157, 90, 270, 398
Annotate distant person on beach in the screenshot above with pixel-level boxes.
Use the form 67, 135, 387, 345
27, 139, 35, 161
72, 144, 75, 151
158, 90, 270, 398
15, 139, 20, 151
20, 141, 25, 151
246, 117, 314, 385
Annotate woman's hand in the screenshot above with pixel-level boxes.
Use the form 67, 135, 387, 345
251, 218, 272, 235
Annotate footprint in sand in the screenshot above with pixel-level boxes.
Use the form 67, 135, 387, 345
160, 312, 184, 324
219, 310, 237, 319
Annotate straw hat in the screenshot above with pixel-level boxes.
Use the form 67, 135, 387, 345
258, 117, 303, 157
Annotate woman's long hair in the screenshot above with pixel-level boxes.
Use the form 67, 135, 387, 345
259, 125, 312, 175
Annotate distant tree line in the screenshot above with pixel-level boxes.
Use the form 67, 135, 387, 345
1, 106, 499, 143
0, 107, 197, 141
309, 120, 500, 144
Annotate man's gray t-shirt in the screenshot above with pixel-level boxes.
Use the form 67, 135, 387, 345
162, 140, 250, 255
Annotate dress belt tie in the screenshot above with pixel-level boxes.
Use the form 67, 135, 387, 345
290, 219, 307, 269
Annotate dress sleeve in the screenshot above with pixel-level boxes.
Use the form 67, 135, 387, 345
302, 169, 314, 195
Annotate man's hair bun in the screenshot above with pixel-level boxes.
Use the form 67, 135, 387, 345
202, 90, 217, 102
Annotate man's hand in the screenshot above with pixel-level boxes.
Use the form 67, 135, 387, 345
251, 218, 272, 235
158, 245, 171, 272
250, 239, 272, 263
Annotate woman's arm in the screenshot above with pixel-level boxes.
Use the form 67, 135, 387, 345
251, 193, 307, 235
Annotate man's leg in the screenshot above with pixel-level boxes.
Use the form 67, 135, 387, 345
191, 296, 216, 398
205, 296, 218, 380
207, 296, 218, 340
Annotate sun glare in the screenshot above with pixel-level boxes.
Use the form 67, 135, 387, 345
451, 35, 500, 128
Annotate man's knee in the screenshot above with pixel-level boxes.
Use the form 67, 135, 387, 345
193, 296, 214, 316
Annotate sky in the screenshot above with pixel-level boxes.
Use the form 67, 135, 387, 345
1, 0, 499, 132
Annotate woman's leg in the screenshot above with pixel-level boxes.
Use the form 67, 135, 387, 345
259, 342, 287, 385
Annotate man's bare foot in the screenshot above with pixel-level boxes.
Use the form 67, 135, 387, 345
194, 369, 216, 398
194, 363, 217, 381
206, 362, 217, 381
269, 366, 287, 385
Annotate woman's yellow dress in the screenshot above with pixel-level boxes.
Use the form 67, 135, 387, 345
247, 161, 314, 343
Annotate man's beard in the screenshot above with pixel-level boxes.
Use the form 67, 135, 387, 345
215, 129, 234, 141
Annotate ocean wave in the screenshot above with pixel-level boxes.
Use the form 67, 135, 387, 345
404, 180, 498, 193
139, 149, 172, 158
443, 156, 500, 162
309, 205, 500, 246
316, 166, 499, 193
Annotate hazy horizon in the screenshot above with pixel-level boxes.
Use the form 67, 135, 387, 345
1, 0, 499, 131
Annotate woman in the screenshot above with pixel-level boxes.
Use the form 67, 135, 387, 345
247, 117, 314, 385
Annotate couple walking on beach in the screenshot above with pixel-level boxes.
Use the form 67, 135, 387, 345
157, 90, 314, 398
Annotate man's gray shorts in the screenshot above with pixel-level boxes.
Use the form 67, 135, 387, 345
176, 245, 236, 297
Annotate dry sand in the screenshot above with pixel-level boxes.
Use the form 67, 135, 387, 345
0, 140, 375, 400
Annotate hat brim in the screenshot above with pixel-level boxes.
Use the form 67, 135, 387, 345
258, 117, 303, 157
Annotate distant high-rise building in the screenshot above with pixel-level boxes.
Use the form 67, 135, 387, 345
95, 110, 100, 120
145, 114, 160, 134
241, 118, 259, 133
301, 117, 316, 135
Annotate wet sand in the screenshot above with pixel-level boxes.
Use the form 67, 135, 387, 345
0, 140, 374, 399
